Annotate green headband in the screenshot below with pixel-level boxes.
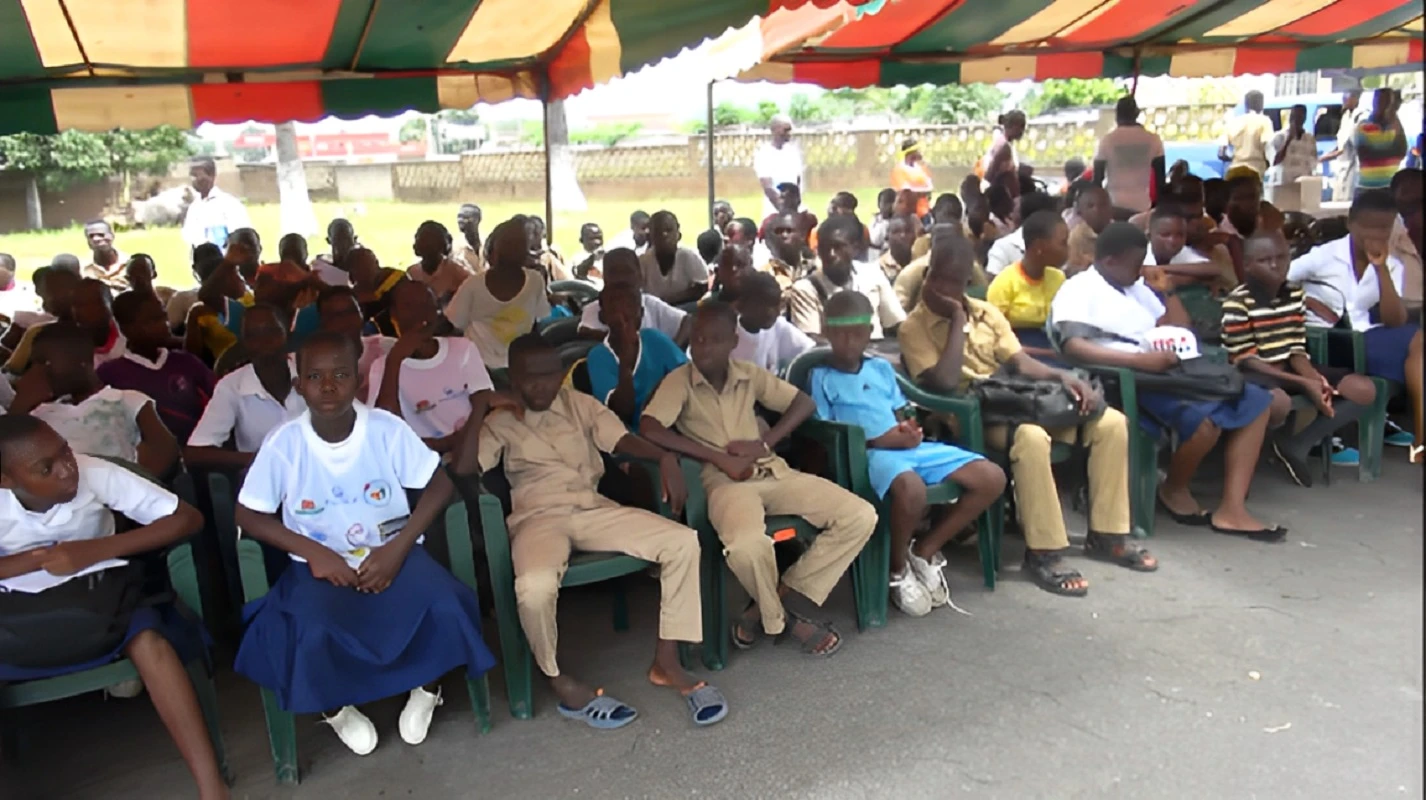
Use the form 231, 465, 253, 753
825, 314, 873, 327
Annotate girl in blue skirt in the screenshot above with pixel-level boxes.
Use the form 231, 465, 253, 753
233, 331, 497, 755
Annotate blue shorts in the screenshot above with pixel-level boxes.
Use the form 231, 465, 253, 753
868, 442, 984, 500
1137, 383, 1273, 441
1364, 324, 1419, 385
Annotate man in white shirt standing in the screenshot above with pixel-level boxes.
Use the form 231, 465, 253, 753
1094, 96, 1166, 217
753, 115, 804, 218
1320, 90, 1365, 201
180, 157, 251, 252
1270, 103, 1318, 189
1219, 91, 1275, 178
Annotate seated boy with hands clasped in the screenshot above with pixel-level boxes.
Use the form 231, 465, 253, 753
811, 292, 1005, 617
640, 302, 878, 657
482, 334, 725, 729
233, 331, 498, 756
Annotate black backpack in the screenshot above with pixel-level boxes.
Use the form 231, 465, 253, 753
0, 561, 147, 669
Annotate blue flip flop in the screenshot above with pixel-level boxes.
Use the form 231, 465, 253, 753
556, 692, 638, 730
683, 683, 728, 727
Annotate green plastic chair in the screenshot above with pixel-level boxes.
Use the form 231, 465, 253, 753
679, 409, 885, 672
472, 457, 696, 719
966, 284, 988, 301
236, 501, 492, 785
785, 349, 1005, 593
1306, 327, 1395, 482
0, 459, 231, 785
549, 280, 600, 307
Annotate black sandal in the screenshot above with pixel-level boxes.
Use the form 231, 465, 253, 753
1157, 492, 1211, 526
730, 600, 760, 650
1022, 551, 1088, 597
1084, 532, 1159, 572
1210, 522, 1288, 543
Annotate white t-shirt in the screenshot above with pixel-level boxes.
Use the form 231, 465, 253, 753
188, 358, 308, 452
238, 405, 441, 569
1288, 236, 1406, 332
446, 269, 551, 369
1049, 267, 1165, 353
1270, 129, 1319, 186
365, 336, 493, 440
605, 230, 648, 257
32, 387, 152, 463
1148, 246, 1211, 267
0, 455, 178, 586
1095, 125, 1165, 213
357, 335, 394, 399
985, 229, 1026, 277
180, 188, 252, 250
310, 256, 351, 287
753, 141, 805, 216
638, 247, 709, 301
730, 317, 816, 372
579, 293, 688, 340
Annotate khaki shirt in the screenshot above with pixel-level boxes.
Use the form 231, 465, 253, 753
898, 296, 1022, 391
478, 387, 628, 526
892, 254, 932, 311
407, 258, 472, 301
877, 250, 915, 283
1067, 222, 1098, 273
539, 250, 571, 282
83, 251, 129, 290
1391, 216, 1422, 306
642, 360, 800, 481
453, 243, 486, 276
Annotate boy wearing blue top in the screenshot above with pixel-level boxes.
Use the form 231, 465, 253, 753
811, 292, 1005, 616
233, 331, 498, 756
586, 283, 687, 428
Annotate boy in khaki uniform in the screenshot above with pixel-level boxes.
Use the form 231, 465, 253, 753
897, 234, 1156, 598
479, 334, 726, 729
641, 302, 877, 657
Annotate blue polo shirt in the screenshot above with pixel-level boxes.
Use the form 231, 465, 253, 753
586, 328, 687, 428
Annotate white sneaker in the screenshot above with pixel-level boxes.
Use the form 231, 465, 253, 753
906, 548, 950, 608
104, 679, 144, 699
890, 569, 933, 617
398, 687, 443, 746
324, 706, 378, 755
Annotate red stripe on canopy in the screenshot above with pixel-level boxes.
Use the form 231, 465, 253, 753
191, 82, 326, 124
1233, 44, 1300, 75
819, 1, 961, 50
1063, 2, 1194, 44
1278, 0, 1408, 37
548, 26, 596, 99
794, 59, 880, 87
1035, 51, 1104, 79
186, 0, 344, 68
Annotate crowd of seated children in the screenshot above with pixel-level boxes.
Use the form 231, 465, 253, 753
812, 291, 1005, 616
1052, 223, 1283, 541
0, 261, 69, 361
867, 188, 898, 256
986, 209, 1068, 360
99, 291, 215, 445
696, 228, 724, 268
787, 216, 905, 340
730, 272, 815, 374
900, 233, 1151, 596
1289, 189, 1423, 462
368, 281, 495, 457
343, 247, 406, 338
985, 191, 1061, 278
407, 220, 473, 305
1390, 170, 1422, 324
639, 211, 710, 306
1221, 230, 1378, 486
9, 277, 124, 375
578, 248, 690, 346
251, 259, 323, 354
895, 224, 985, 313
485, 334, 726, 728
585, 283, 687, 428
10, 322, 179, 479
233, 332, 497, 754
877, 214, 926, 285
445, 216, 551, 370
1130, 176, 1238, 293
315, 284, 393, 399
527, 215, 570, 283
311, 218, 359, 286
185, 305, 306, 472
0, 416, 228, 799
1067, 185, 1113, 274
641, 302, 878, 657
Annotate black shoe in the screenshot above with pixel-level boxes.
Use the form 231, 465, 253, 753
1270, 439, 1314, 488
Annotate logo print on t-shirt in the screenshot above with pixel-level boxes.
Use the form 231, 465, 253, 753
364, 480, 391, 507
295, 499, 323, 515
345, 524, 367, 547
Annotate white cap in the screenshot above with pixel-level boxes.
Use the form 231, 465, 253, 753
770, 114, 792, 128
1141, 325, 1200, 360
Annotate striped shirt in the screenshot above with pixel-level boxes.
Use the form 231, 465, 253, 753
1353, 121, 1407, 194
1220, 282, 1308, 365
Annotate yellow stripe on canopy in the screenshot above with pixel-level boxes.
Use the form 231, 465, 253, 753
1400, 16, 1424, 32
51, 86, 193, 131
962, 55, 1037, 84
583, 0, 623, 86
1206, 0, 1335, 38
1169, 48, 1238, 78
445, 0, 589, 64
737, 62, 797, 83
436, 73, 539, 107
23, 0, 187, 68
1352, 41, 1414, 69
992, 0, 1122, 44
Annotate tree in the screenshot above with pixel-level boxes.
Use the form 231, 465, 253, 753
398, 117, 429, 143
754, 100, 781, 126
713, 101, 751, 129
898, 84, 1006, 124
274, 122, 316, 238
1021, 78, 1124, 116
788, 92, 829, 124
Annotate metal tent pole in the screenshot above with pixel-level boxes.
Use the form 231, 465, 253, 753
707, 80, 716, 229
542, 96, 554, 244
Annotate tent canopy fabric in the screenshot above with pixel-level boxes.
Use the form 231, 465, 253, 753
743, 0, 1424, 87
0, 0, 864, 133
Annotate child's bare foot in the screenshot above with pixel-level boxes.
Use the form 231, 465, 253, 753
1158, 486, 1210, 525
647, 663, 701, 693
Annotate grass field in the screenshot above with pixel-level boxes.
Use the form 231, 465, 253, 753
1, 187, 878, 289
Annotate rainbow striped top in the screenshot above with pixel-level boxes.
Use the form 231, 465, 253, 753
1354, 121, 1407, 194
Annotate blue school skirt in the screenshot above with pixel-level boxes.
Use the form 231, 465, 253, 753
1364, 324, 1419, 385
868, 442, 985, 500
234, 546, 495, 714
0, 604, 204, 682
1136, 383, 1273, 441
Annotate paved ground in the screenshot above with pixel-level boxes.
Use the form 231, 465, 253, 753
5, 454, 1422, 800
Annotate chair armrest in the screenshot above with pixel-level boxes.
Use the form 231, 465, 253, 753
610, 454, 675, 518
165, 542, 203, 619
443, 501, 481, 594
476, 492, 513, 574
1305, 327, 1328, 365
236, 537, 271, 602
892, 373, 986, 454
679, 456, 710, 534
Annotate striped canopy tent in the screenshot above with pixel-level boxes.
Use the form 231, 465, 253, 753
0, 0, 869, 135
741, 0, 1425, 87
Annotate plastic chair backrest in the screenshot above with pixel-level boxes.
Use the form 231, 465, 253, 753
784, 346, 835, 393
548, 280, 600, 306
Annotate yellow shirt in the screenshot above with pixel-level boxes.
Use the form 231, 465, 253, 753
985, 262, 1066, 330
897, 296, 1022, 391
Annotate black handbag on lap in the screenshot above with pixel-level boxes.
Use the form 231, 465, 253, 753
970, 369, 1106, 430
1128, 358, 1245, 401
0, 561, 146, 669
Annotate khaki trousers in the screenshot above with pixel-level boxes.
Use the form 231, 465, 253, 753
985, 406, 1132, 551
510, 506, 702, 678
705, 468, 877, 636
